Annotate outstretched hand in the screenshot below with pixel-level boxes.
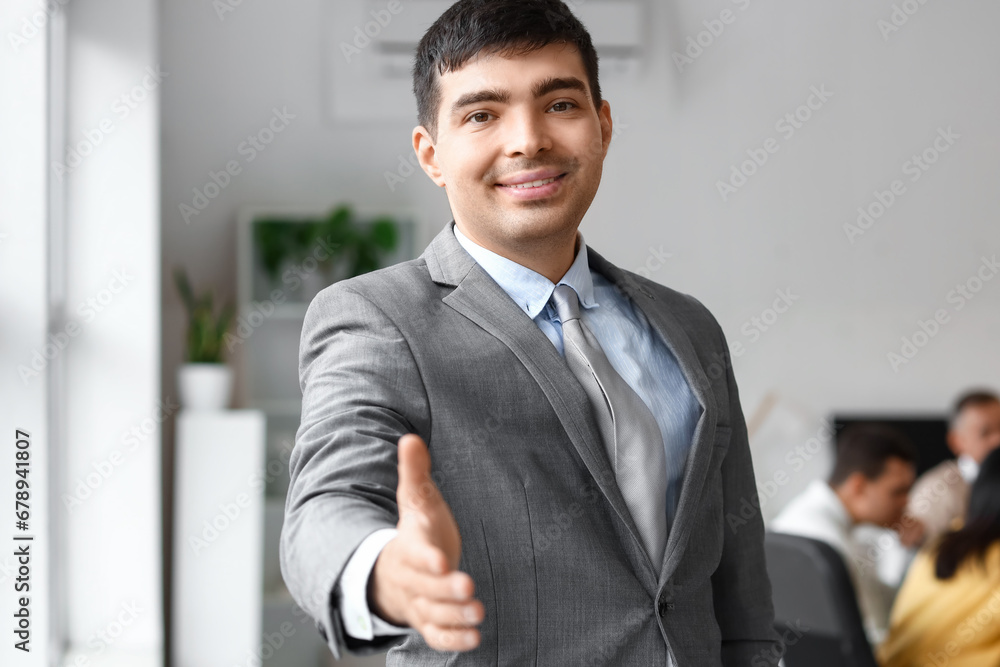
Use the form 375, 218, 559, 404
368, 433, 484, 652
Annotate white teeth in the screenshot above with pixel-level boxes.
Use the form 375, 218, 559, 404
504, 176, 558, 189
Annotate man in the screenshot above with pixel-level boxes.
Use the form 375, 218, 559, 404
770, 424, 917, 648
280, 1, 779, 664
905, 390, 1000, 546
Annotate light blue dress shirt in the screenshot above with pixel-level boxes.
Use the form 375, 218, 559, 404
340, 223, 701, 640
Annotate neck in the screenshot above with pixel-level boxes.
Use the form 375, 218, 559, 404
456, 222, 579, 283
830, 482, 860, 525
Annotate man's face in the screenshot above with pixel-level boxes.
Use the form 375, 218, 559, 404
413, 42, 612, 254
949, 401, 1000, 464
852, 457, 916, 527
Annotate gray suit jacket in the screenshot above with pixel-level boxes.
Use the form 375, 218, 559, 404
280, 219, 780, 666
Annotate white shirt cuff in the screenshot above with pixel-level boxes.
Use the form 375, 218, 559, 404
339, 527, 415, 640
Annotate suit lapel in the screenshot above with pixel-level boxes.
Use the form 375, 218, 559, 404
423, 221, 657, 586
585, 248, 721, 587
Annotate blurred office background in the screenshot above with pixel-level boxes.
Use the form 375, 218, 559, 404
2, 0, 998, 665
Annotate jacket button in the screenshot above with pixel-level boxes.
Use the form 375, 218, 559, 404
657, 600, 667, 617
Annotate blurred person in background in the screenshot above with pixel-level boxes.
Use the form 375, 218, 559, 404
771, 424, 917, 648
878, 446, 1000, 667
848, 389, 1000, 628
904, 389, 1000, 547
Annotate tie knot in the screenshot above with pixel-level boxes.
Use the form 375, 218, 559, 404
551, 284, 581, 324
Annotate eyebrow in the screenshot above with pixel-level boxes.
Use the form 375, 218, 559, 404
449, 76, 590, 119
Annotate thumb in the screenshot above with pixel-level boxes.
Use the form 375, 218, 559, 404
397, 433, 440, 516
396, 433, 461, 575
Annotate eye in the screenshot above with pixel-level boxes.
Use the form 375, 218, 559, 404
467, 111, 494, 125
550, 101, 577, 112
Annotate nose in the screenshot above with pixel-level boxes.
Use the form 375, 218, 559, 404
502, 108, 552, 158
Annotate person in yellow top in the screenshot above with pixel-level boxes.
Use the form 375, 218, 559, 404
878, 446, 1000, 667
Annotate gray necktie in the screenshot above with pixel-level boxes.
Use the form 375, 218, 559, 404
551, 284, 668, 567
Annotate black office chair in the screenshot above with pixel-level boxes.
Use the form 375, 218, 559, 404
764, 532, 879, 667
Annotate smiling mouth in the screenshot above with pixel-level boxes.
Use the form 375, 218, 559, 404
496, 173, 567, 189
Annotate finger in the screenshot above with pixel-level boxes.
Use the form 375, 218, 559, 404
400, 568, 476, 603
394, 530, 451, 576
420, 625, 481, 652
412, 596, 484, 629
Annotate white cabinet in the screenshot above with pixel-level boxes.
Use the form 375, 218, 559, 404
173, 410, 266, 667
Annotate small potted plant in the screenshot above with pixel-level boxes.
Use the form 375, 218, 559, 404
174, 267, 235, 410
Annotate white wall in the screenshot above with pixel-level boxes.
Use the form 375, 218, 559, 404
160, 0, 1000, 534
2, 0, 162, 664
0, 1, 52, 663
63, 0, 163, 660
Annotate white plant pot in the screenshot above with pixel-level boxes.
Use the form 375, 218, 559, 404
178, 363, 233, 410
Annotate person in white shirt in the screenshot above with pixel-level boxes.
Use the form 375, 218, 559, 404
770, 424, 917, 649
905, 390, 1000, 547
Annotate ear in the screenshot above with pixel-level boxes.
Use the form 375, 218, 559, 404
946, 429, 962, 457
843, 471, 868, 497
597, 99, 613, 159
413, 125, 446, 188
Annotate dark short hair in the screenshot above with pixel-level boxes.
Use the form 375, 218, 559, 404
411, 0, 602, 142
828, 423, 917, 486
951, 389, 1000, 428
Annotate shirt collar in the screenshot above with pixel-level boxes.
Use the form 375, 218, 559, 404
809, 479, 854, 529
452, 222, 598, 319
957, 454, 979, 483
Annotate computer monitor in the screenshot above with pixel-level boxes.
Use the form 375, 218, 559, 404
831, 415, 951, 477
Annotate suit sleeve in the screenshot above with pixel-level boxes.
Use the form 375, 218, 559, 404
710, 330, 782, 667
278, 283, 431, 659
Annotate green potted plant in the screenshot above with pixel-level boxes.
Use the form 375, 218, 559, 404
174, 267, 235, 410
253, 204, 399, 298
